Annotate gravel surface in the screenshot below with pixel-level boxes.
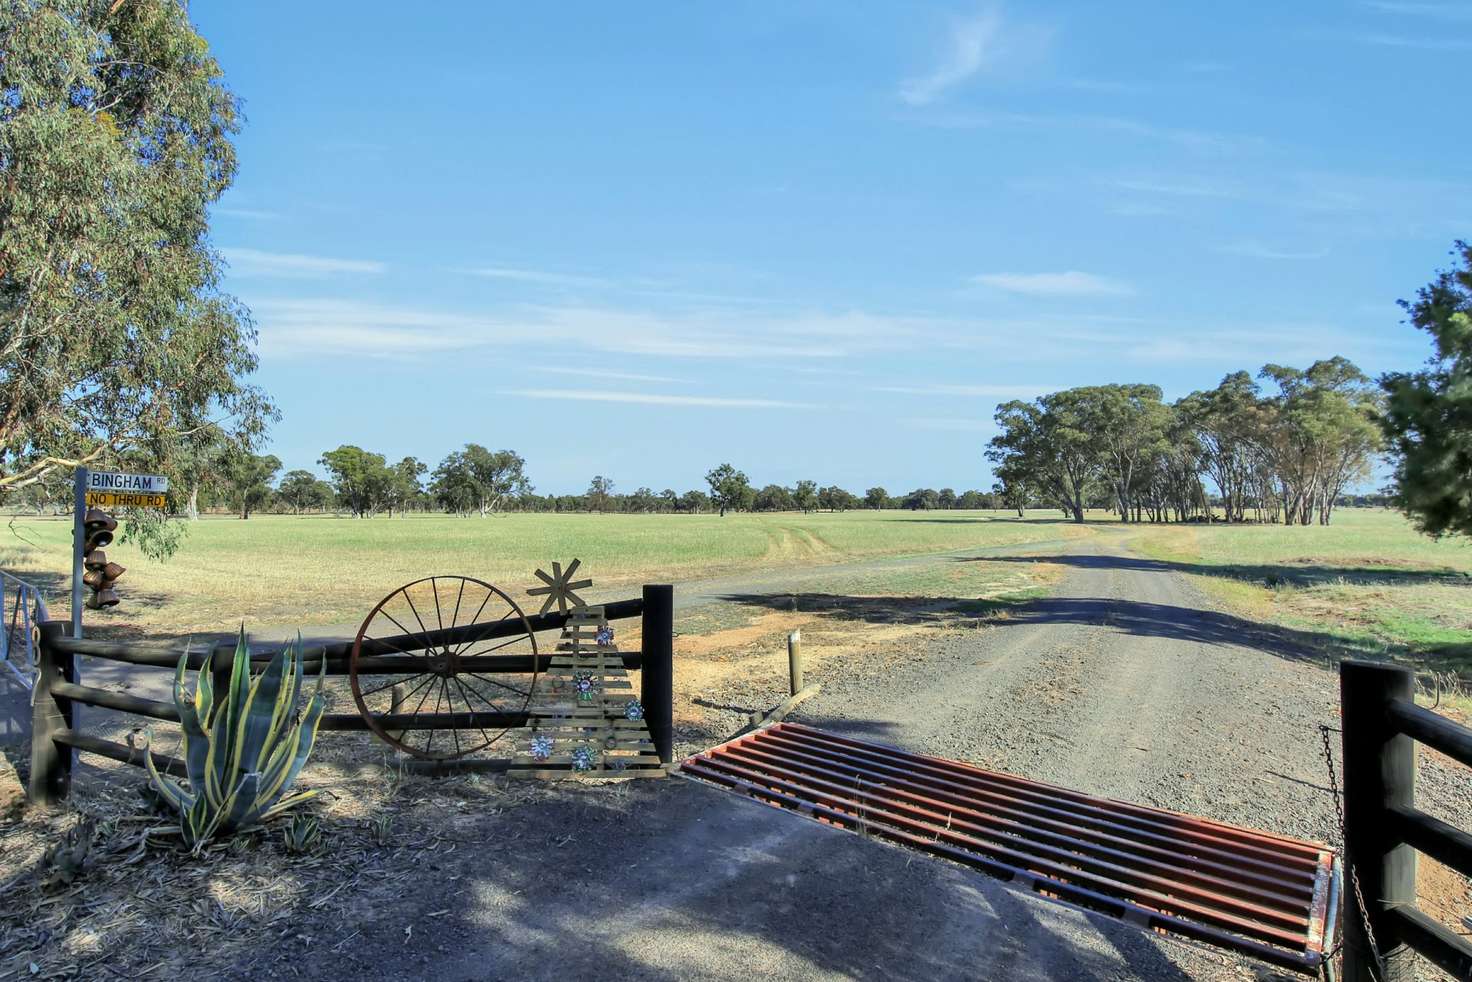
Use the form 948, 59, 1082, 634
229, 531, 1472, 982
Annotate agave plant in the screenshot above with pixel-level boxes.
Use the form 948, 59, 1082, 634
145, 629, 326, 852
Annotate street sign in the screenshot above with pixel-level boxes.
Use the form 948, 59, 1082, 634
86, 471, 169, 494
85, 490, 167, 509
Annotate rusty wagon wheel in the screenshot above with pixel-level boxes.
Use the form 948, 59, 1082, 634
350, 576, 539, 760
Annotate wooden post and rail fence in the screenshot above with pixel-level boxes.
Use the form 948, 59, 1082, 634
29, 584, 676, 804
22, 590, 1472, 980
1339, 660, 1472, 981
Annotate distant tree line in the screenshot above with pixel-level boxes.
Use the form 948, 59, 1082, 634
987, 357, 1383, 526
9, 441, 1015, 519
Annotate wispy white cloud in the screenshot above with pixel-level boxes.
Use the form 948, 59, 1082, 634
501, 389, 822, 410
222, 248, 385, 278
250, 298, 923, 361
1362, 1, 1472, 20
1107, 170, 1472, 223
530, 366, 688, 384
1217, 241, 1330, 261
461, 266, 614, 289
905, 109, 1256, 153
903, 417, 995, 432
899, 7, 1055, 106
1343, 32, 1472, 49
1111, 177, 1243, 199
971, 271, 1135, 298
877, 383, 1056, 398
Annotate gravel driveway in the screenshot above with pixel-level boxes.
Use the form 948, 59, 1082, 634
231, 531, 1472, 982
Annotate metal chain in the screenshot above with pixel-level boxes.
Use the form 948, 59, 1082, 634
1319, 724, 1387, 982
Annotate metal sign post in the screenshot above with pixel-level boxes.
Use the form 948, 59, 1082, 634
71, 467, 87, 640
72, 469, 170, 638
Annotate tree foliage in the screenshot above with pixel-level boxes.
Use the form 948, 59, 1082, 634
0, 0, 274, 510
705, 463, 751, 516
431, 445, 529, 516
988, 360, 1381, 525
1381, 241, 1472, 537
277, 469, 331, 514
220, 450, 280, 519
319, 445, 392, 518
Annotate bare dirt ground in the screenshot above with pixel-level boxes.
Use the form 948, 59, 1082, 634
3, 531, 1469, 981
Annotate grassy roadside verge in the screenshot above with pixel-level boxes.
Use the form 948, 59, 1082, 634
1129, 508, 1472, 711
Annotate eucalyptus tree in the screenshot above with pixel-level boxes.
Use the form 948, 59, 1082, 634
793, 480, 818, 513
0, 0, 275, 547
1073, 384, 1171, 523
278, 470, 329, 514
586, 475, 615, 513
321, 446, 393, 518
988, 393, 1101, 522
1258, 358, 1381, 525
705, 463, 751, 516
220, 452, 281, 520
385, 457, 427, 516
1381, 241, 1472, 537
1177, 372, 1266, 522
433, 445, 530, 516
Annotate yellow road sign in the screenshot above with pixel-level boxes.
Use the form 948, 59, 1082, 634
85, 491, 167, 509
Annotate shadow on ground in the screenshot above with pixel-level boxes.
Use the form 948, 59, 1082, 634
720, 589, 1340, 667
227, 777, 1222, 982
714, 591, 1012, 627
975, 550, 1472, 589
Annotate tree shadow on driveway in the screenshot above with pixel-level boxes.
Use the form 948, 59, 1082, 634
972, 550, 1472, 590
716, 590, 1344, 668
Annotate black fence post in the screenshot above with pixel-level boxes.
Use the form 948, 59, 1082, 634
1340, 660, 1417, 982
641, 584, 674, 765
28, 622, 74, 805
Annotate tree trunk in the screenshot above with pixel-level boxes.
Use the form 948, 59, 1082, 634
187, 486, 199, 521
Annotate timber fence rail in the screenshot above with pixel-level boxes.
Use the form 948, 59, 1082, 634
1340, 660, 1472, 982
29, 584, 675, 805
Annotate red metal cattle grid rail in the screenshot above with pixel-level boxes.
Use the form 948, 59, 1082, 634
681, 722, 1338, 975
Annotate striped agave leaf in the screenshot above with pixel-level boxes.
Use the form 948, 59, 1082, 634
144, 628, 325, 853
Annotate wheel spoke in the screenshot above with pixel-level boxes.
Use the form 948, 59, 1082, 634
361, 632, 432, 666
381, 672, 439, 718
459, 632, 531, 661
375, 607, 429, 653
456, 675, 509, 715
451, 605, 513, 658
401, 590, 438, 654
450, 587, 497, 655
425, 678, 448, 755
450, 675, 496, 749
356, 670, 432, 702
450, 578, 466, 632
466, 671, 531, 700
352, 577, 537, 760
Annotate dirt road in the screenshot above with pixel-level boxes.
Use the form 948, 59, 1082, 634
238, 529, 1461, 982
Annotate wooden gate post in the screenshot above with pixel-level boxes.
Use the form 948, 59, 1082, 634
641, 584, 674, 765
1340, 660, 1417, 982
28, 621, 74, 805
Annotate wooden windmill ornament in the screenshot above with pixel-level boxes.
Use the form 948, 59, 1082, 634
512, 560, 665, 779
527, 559, 591, 615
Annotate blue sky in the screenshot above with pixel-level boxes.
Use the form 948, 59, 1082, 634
196, 1, 1470, 495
